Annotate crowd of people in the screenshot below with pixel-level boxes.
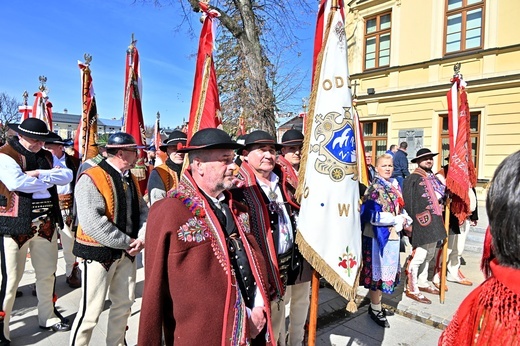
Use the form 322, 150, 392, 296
0, 117, 516, 345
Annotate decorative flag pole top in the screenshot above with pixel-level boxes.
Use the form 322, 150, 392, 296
454, 62, 461, 76
22, 90, 29, 106
127, 33, 137, 55
83, 53, 92, 67
38, 75, 48, 93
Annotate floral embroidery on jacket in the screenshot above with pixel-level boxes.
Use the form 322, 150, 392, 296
177, 217, 210, 243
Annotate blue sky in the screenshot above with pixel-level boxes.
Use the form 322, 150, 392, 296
0, 1, 314, 129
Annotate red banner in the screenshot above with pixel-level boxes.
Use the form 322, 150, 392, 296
74, 60, 99, 161
186, 2, 222, 141
123, 40, 148, 193
32, 91, 53, 130
446, 76, 477, 223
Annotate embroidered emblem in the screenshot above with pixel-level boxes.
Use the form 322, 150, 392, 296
338, 246, 358, 277
416, 211, 432, 226
236, 213, 250, 233
310, 109, 358, 182
178, 217, 210, 243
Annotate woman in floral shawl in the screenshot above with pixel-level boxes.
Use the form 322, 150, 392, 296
360, 154, 412, 328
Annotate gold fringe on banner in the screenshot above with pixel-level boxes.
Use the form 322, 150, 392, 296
296, 232, 361, 313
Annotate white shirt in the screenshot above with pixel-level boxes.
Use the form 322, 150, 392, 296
257, 172, 294, 255
0, 152, 73, 199
52, 152, 74, 195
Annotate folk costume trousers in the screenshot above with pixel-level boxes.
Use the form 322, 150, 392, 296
406, 242, 437, 293
0, 222, 62, 341
433, 220, 470, 284
270, 295, 287, 345
70, 255, 136, 346
285, 282, 311, 346
59, 208, 77, 276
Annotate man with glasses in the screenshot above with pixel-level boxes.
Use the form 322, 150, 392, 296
70, 132, 148, 346
0, 118, 73, 344
402, 148, 447, 304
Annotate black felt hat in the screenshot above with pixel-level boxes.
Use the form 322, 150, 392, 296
44, 133, 72, 146
177, 128, 243, 153
280, 129, 304, 147
411, 148, 439, 163
159, 130, 187, 152
105, 132, 146, 149
243, 130, 282, 151
7, 118, 54, 141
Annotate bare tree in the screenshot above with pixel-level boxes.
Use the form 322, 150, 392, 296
138, 0, 315, 135
0, 92, 21, 144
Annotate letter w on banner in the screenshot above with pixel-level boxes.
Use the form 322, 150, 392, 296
297, 0, 362, 312
446, 72, 477, 223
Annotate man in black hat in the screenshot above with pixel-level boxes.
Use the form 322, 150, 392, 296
0, 118, 73, 343
139, 128, 273, 345
402, 148, 447, 304
147, 130, 187, 205
70, 132, 148, 345
44, 134, 82, 289
277, 129, 312, 345
233, 130, 302, 345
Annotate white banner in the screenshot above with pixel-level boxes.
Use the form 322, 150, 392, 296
297, 6, 362, 309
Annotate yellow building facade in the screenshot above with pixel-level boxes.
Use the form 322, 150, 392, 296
346, 0, 520, 200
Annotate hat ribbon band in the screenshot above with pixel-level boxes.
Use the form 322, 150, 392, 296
18, 126, 49, 136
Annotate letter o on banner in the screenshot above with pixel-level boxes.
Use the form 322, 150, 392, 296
323, 79, 333, 91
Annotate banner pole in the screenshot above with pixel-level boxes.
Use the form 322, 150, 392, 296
440, 198, 451, 303
307, 269, 321, 346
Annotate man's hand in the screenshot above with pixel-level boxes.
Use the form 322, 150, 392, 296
469, 220, 478, 227
126, 238, 145, 256
248, 306, 266, 339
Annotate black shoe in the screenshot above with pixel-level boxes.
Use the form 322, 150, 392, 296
0, 339, 11, 345
460, 256, 466, 266
368, 306, 390, 328
16, 290, 23, 298
39, 322, 71, 332
31, 284, 36, 297
381, 307, 394, 317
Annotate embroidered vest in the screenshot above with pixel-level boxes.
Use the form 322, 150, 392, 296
73, 164, 142, 262
155, 163, 179, 192
0, 142, 61, 235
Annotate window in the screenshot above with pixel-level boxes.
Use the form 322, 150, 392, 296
445, 0, 484, 54
364, 11, 391, 70
439, 112, 480, 175
362, 120, 388, 158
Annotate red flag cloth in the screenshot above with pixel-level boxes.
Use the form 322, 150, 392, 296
446, 76, 477, 223
236, 115, 246, 137
18, 105, 31, 121
123, 42, 148, 194
74, 61, 99, 161
32, 91, 53, 130
186, 3, 222, 141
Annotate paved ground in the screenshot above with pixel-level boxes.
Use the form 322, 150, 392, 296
9, 206, 488, 345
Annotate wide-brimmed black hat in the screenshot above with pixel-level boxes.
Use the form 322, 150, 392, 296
411, 148, 439, 163
177, 128, 243, 153
243, 130, 282, 151
280, 129, 304, 147
7, 118, 54, 141
44, 133, 72, 146
105, 132, 146, 149
159, 130, 187, 152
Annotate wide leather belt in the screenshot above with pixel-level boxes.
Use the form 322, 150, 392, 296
278, 249, 293, 285
58, 193, 74, 210
31, 198, 54, 218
